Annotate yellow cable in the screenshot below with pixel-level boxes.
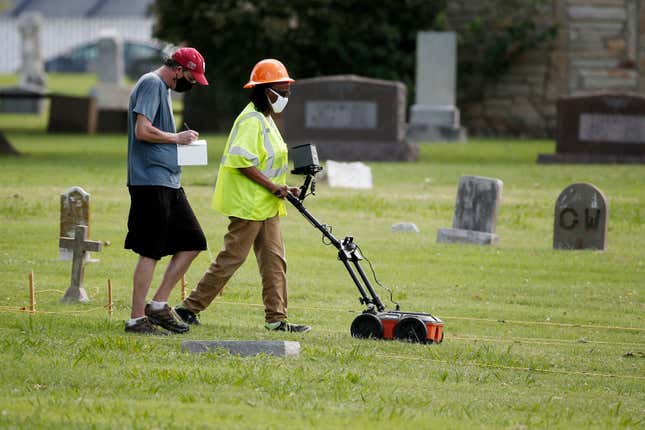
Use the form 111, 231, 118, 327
0, 306, 107, 315
447, 334, 644, 348
214, 300, 645, 333
440, 315, 644, 332
374, 353, 645, 381
138, 322, 644, 382
1, 310, 639, 381
1, 300, 641, 349
34, 307, 106, 314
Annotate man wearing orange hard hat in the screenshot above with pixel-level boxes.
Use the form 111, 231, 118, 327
175, 59, 311, 333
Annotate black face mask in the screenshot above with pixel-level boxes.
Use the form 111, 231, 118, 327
173, 77, 193, 93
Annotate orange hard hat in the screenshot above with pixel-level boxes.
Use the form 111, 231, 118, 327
243, 59, 295, 88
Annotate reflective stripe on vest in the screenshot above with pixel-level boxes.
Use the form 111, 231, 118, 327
220, 111, 283, 179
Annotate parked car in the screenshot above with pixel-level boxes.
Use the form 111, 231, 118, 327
45, 40, 171, 79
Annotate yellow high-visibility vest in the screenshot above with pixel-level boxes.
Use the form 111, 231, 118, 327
212, 103, 289, 220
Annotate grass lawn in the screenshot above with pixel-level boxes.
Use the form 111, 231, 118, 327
0, 128, 643, 429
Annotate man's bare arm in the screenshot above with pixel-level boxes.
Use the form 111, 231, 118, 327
134, 114, 198, 145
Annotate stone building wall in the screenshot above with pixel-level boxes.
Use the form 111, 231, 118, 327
447, 0, 644, 137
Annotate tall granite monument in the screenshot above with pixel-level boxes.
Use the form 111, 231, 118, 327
0, 12, 47, 114
407, 31, 466, 143
90, 31, 130, 133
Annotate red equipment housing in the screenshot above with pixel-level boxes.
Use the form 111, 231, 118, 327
351, 311, 444, 344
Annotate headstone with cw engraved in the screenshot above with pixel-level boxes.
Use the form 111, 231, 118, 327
553, 183, 608, 250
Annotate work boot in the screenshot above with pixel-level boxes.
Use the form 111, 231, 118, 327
124, 317, 168, 336
145, 304, 189, 333
265, 321, 312, 333
174, 306, 200, 325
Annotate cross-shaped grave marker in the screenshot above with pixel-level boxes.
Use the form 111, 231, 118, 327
59, 224, 103, 303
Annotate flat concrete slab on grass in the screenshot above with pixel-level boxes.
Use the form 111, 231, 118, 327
181, 340, 301, 357
436, 227, 498, 245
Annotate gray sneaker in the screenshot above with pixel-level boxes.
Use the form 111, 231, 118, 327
124, 317, 168, 335
145, 304, 189, 333
265, 321, 312, 333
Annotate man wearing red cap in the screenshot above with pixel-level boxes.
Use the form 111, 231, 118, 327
124, 47, 209, 335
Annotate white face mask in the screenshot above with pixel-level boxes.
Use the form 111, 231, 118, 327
268, 88, 289, 113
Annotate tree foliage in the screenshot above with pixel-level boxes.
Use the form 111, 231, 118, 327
152, 0, 446, 131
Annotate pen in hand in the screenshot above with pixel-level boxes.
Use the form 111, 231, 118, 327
181, 121, 199, 144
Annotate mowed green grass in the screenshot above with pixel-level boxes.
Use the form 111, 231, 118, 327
0, 131, 643, 429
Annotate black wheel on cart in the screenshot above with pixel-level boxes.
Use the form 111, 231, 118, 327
350, 313, 384, 339
394, 317, 428, 344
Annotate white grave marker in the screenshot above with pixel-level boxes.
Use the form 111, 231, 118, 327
325, 160, 373, 189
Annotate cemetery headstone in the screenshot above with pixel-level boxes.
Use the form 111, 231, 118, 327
408, 32, 466, 143
59, 186, 92, 261
538, 93, 645, 164
90, 31, 130, 133
59, 225, 103, 303
47, 95, 97, 133
324, 160, 373, 189
280, 75, 418, 161
97, 32, 125, 86
0, 87, 46, 114
437, 176, 503, 245
18, 12, 46, 89
0, 12, 46, 113
553, 183, 608, 250
0, 132, 20, 156
181, 340, 301, 357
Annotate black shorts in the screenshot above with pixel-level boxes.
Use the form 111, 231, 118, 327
124, 186, 207, 260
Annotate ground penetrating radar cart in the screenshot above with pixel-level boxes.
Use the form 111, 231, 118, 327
287, 144, 444, 344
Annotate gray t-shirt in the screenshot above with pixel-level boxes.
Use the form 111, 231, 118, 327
127, 72, 180, 188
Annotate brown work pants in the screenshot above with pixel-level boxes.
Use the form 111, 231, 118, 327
182, 215, 287, 323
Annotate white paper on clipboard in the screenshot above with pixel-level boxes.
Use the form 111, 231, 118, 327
177, 139, 208, 166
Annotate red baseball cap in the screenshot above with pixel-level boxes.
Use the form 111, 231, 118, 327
171, 47, 208, 85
